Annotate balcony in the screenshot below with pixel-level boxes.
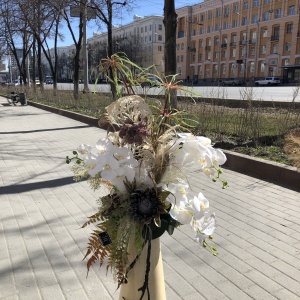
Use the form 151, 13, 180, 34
239, 40, 246, 45
205, 46, 211, 51
189, 47, 196, 52
271, 35, 279, 41
230, 42, 237, 47
221, 43, 227, 48
248, 39, 256, 44
178, 31, 185, 38
224, 13, 229, 18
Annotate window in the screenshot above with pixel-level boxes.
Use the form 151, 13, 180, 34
286, 24, 293, 34
233, 5, 238, 12
250, 48, 255, 55
222, 50, 226, 58
215, 37, 220, 45
145, 26, 147, 32
144, 36, 147, 42
260, 61, 265, 72
285, 42, 291, 52
272, 44, 278, 53
214, 52, 219, 59
233, 20, 238, 28
200, 27, 205, 34
176, 56, 179, 63
213, 65, 218, 75
177, 67, 182, 75
249, 62, 254, 73
224, 8, 229, 16
284, 59, 290, 66
261, 45, 266, 54
192, 54, 196, 62
222, 64, 226, 75
215, 24, 221, 31
232, 34, 237, 42
240, 64, 244, 74
231, 48, 236, 57
149, 25, 152, 31
181, 55, 184, 62
244, 2, 248, 9
208, 12, 213, 19
141, 27, 143, 33
207, 39, 211, 46
198, 65, 202, 75
158, 45, 162, 51
201, 14, 205, 21
288, 6, 295, 15
253, 0, 258, 7
224, 22, 229, 29
265, 0, 270, 3
199, 40, 203, 47
158, 35, 162, 41
252, 31, 257, 40
207, 26, 212, 33
216, 10, 221, 17
252, 14, 258, 23
207, 52, 211, 60
158, 24, 163, 30
275, 9, 281, 18
242, 17, 247, 26
262, 29, 268, 37
177, 44, 180, 50
149, 35, 152, 42
181, 43, 184, 50
199, 53, 203, 61
263, 12, 269, 21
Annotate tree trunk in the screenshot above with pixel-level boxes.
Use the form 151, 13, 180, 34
164, 0, 177, 108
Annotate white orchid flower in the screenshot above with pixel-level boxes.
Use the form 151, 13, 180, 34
77, 144, 92, 155
159, 181, 189, 205
186, 193, 209, 220
208, 147, 227, 167
192, 213, 217, 243
170, 201, 194, 225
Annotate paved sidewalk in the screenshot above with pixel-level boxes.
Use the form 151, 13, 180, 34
1, 97, 300, 300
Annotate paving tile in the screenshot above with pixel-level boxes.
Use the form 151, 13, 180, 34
1, 97, 300, 300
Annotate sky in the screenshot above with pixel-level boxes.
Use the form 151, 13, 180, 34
58, 0, 201, 47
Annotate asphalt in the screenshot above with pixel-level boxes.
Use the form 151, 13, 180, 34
1, 96, 300, 300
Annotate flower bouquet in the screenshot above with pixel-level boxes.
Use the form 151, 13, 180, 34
67, 94, 227, 298
66, 54, 227, 300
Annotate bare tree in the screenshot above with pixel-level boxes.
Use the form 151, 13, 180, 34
88, 0, 135, 99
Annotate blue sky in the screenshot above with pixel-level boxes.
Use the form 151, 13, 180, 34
58, 0, 201, 47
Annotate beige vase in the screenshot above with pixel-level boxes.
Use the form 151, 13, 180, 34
119, 237, 166, 300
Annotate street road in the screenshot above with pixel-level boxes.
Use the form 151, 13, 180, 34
45, 83, 300, 102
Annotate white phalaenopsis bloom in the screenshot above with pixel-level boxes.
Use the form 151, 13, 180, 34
77, 144, 92, 155
169, 192, 210, 225
192, 212, 217, 243
168, 135, 226, 178
159, 180, 190, 205
79, 139, 139, 190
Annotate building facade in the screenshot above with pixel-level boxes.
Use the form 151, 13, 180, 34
176, 0, 300, 83
88, 15, 165, 77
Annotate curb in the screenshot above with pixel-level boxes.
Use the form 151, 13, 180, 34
27, 100, 300, 192
223, 150, 299, 191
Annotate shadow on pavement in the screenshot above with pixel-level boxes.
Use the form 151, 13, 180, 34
0, 177, 79, 194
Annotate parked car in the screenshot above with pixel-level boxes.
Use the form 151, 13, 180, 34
141, 76, 162, 88
255, 77, 281, 86
45, 79, 53, 84
222, 78, 243, 86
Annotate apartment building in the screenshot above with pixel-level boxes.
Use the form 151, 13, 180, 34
89, 15, 165, 76
176, 0, 300, 83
